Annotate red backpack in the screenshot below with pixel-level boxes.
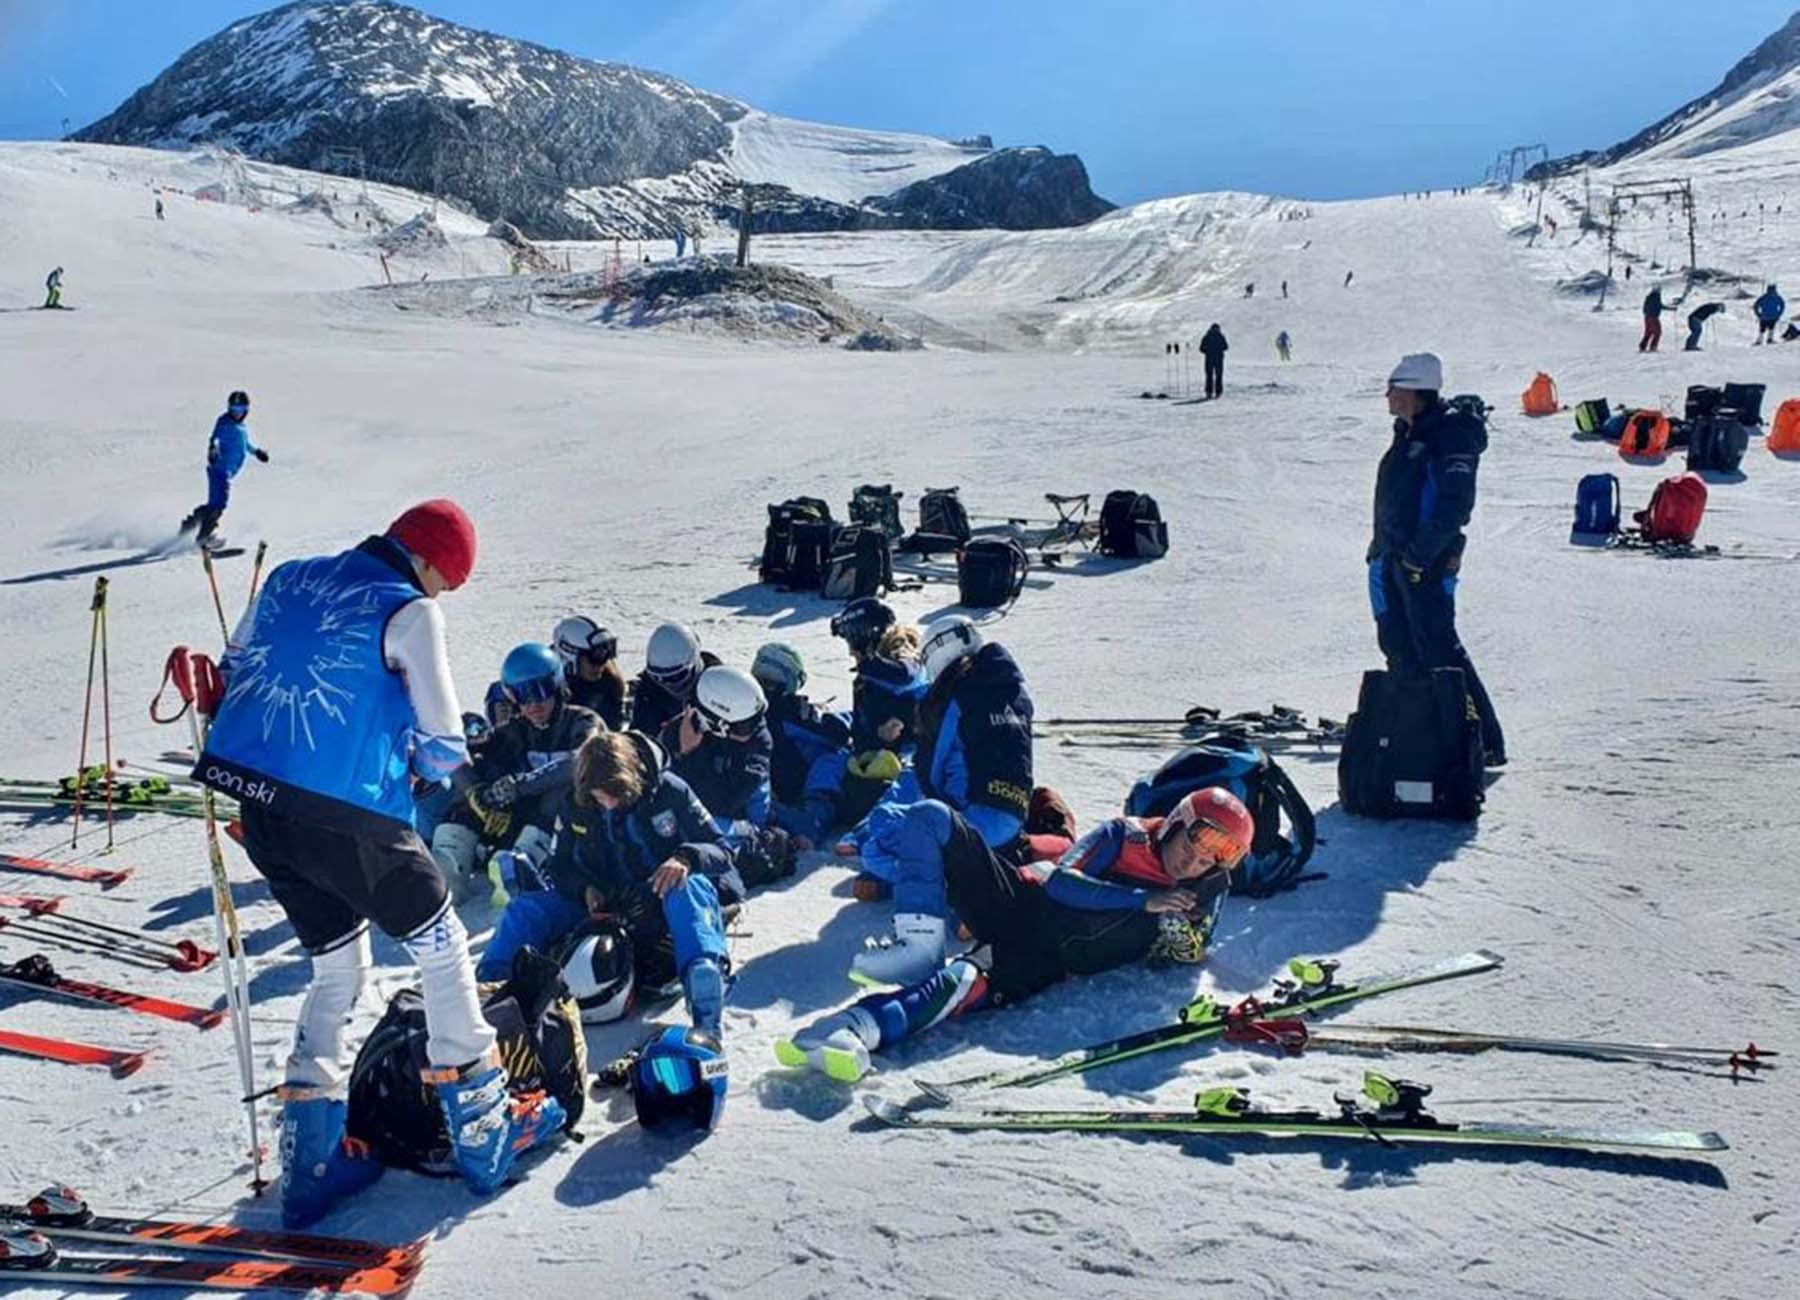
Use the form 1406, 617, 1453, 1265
1635, 472, 1707, 543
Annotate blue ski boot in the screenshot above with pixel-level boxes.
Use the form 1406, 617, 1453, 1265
427, 1054, 567, 1195
682, 955, 727, 1038
277, 1086, 383, 1229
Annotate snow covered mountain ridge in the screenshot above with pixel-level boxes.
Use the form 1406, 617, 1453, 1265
72, 0, 1112, 240
1541, 8, 1800, 171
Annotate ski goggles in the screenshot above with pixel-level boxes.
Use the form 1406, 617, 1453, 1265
505, 673, 562, 707
645, 660, 699, 692
1191, 824, 1249, 871
577, 633, 619, 667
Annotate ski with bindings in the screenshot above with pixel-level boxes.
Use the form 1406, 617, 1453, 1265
0, 908, 214, 972
916, 950, 1503, 1097
1, 1187, 423, 1271
0, 1230, 417, 1293
1224, 1018, 1778, 1077
0, 956, 225, 1029
0, 852, 130, 889
0, 1027, 146, 1078
870, 1071, 1726, 1157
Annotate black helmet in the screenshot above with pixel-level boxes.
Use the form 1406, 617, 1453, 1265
829, 596, 896, 656
227, 390, 250, 409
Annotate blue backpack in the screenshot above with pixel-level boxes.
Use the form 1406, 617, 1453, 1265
1571, 473, 1621, 543
1124, 736, 1319, 897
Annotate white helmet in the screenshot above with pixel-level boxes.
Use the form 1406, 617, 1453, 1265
751, 642, 806, 696
559, 919, 635, 1024
645, 622, 701, 690
553, 615, 617, 672
693, 665, 767, 736
920, 615, 983, 682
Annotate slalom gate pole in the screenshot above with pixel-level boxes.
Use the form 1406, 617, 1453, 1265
98, 580, 115, 852
69, 578, 107, 851
244, 541, 268, 613
201, 550, 229, 642
159, 647, 266, 1192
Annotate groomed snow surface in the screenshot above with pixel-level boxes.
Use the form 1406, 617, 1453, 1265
0, 141, 1795, 1299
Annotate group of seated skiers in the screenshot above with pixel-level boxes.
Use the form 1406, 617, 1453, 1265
418, 597, 1259, 1125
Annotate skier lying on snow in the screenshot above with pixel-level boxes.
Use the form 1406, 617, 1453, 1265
777, 787, 1255, 1082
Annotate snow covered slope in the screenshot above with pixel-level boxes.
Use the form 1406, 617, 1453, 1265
0, 140, 1794, 1299
725, 110, 989, 205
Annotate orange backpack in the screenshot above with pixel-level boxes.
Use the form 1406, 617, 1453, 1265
1618, 410, 1671, 459
1521, 372, 1559, 416
1769, 398, 1800, 454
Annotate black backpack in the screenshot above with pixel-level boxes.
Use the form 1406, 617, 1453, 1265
1686, 415, 1750, 473
1124, 736, 1319, 897
820, 525, 893, 600
849, 483, 905, 542
1098, 490, 1169, 559
1338, 668, 1483, 820
1684, 385, 1724, 423
957, 537, 1030, 609
1445, 394, 1493, 426
759, 497, 832, 587
345, 948, 585, 1174
918, 486, 972, 544
1721, 382, 1766, 426
1573, 398, 1610, 434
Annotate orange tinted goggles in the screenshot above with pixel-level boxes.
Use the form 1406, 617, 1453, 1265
1192, 824, 1248, 870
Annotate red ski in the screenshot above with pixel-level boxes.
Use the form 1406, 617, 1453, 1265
0, 853, 130, 890
0, 956, 224, 1029
0, 1027, 146, 1078
3, 1188, 424, 1272
0, 1231, 416, 1293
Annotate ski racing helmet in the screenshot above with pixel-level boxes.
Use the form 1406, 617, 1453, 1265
553, 615, 618, 675
645, 622, 702, 694
1159, 786, 1255, 869
828, 596, 895, 656
501, 642, 564, 707
632, 1025, 728, 1131
557, 919, 635, 1024
750, 642, 806, 697
692, 666, 767, 738
919, 615, 983, 683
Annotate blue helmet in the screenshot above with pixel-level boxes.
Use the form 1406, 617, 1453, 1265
501, 642, 563, 706
631, 1025, 728, 1132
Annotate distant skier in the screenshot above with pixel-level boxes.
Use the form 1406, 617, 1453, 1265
1344, 269, 1355, 288
1753, 284, 1784, 344
179, 390, 268, 549
1281, 279, 1289, 299
1199, 323, 1228, 399
1244, 282, 1255, 298
42, 267, 62, 309
1369, 352, 1505, 766
195, 499, 567, 1226
154, 196, 165, 221
1684, 302, 1725, 352
1276, 329, 1292, 362
1639, 287, 1665, 353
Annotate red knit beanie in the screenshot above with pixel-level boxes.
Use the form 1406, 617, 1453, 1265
386, 499, 477, 589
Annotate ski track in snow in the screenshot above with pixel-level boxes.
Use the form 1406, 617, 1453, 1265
0, 139, 1796, 1298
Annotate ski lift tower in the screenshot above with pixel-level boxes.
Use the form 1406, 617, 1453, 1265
1598, 177, 1697, 309
319, 146, 369, 202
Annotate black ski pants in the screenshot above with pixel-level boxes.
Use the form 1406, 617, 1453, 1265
1371, 554, 1505, 760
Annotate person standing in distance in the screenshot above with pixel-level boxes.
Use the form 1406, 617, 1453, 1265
1367, 354, 1505, 766
196, 499, 566, 1228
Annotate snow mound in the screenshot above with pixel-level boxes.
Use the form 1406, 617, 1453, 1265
593, 261, 922, 347
374, 209, 448, 256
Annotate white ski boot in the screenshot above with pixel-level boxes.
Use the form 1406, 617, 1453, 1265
774, 1005, 880, 1083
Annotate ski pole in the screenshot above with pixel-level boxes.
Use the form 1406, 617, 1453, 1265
0, 898, 214, 970
244, 541, 267, 614
99, 580, 115, 853
70, 578, 115, 851
0, 913, 170, 969
201, 551, 229, 643
165, 647, 266, 1192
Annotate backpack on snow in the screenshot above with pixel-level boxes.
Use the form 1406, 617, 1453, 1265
1635, 472, 1707, 544
956, 537, 1031, 609
1720, 382, 1766, 426
1570, 472, 1621, 543
1338, 668, 1484, 821
759, 496, 833, 587
346, 948, 585, 1174
1573, 399, 1610, 434
1618, 410, 1671, 459
917, 486, 972, 544
1686, 415, 1750, 474
1098, 490, 1169, 559
849, 483, 905, 542
1769, 398, 1800, 453
1684, 385, 1724, 423
820, 524, 893, 601
1124, 736, 1319, 897
1520, 373, 1558, 416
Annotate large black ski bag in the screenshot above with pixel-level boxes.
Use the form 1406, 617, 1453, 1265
1338, 668, 1483, 820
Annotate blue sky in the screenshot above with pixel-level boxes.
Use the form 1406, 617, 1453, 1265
1, 0, 1794, 203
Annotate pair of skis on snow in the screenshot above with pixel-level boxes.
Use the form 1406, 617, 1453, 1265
0, 951, 225, 1077
0, 1188, 422, 1293
1037, 703, 1345, 752
863, 951, 1755, 1157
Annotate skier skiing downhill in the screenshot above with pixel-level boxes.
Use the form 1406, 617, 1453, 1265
194, 499, 566, 1227
179, 390, 268, 549
778, 787, 1255, 1083
42, 266, 63, 309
